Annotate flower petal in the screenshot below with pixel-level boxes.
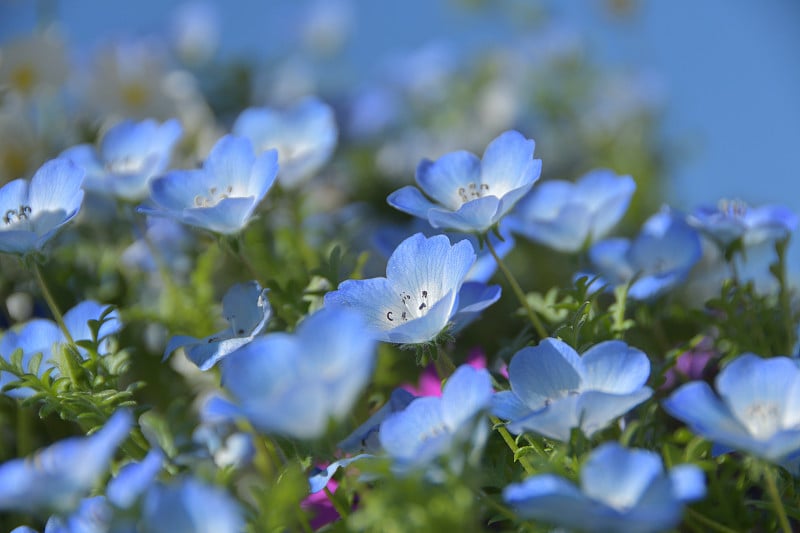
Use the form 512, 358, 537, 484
415, 151, 481, 211
580, 341, 650, 393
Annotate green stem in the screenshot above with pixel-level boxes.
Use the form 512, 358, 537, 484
434, 344, 457, 380
763, 463, 792, 533
484, 238, 547, 339
684, 508, 739, 533
32, 262, 73, 343
490, 415, 535, 475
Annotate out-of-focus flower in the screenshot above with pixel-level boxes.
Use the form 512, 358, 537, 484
60, 118, 182, 201
170, 2, 220, 64
141, 478, 244, 533
0, 29, 68, 95
338, 388, 417, 454
379, 364, 493, 474
0, 159, 84, 255
300, 0, 354, 56
508, 169, 635, 252
164, 281, 271, 371
585, 208, 702, 300
210, 307, 376, 439
139, 135, 278, 234
43, 496, 112, 533
493, 338, 652, 441
660, 338, 717, 390
688, 200, 798, 248
106, 449, 164, 509
0, 410, 132, 514
0, 301, 122, 398
121, 217, 193, 274
232, 97, 337, 188
503, 442, 705, 533
324, 233, 500, 344
402, 348, 488, 398
388, 130, 542, 233
664, 354, 800, 463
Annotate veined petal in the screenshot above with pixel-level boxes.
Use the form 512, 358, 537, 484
28, 159, 84, 214
440, 365, 492, 430
580, 341, 650, 393
379, 397, 444, 461
663, 381, 752, 442
149, 169, 208, 211
507, 396, 579, 441
387, 186, 439, 220
580, 443, 663, 510
503, 474, 595, 524
508, 339, 583, 409
204, 135, 257, 192
247, 148, 279, 201
491, 391, 530, 421
182, 196, 256, 234
415, 151, 481, 211
577, 388, 652, 437
428, 195, 501, 232
479, 130, 540, 195
324, 277, 399, 341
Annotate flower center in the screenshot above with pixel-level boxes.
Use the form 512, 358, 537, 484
2, 204, 33, 228
194, 185, 235, 208
717, 198, 748, 218
744, 402, 781, 439
384, 289, 430, 325
457, 182, 490, 205
105, 156, 145, 174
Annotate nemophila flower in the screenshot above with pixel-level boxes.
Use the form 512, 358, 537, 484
0, 30, 68, 95
141, 477, 244, 533
0, 158, 84, 255
372, 219, 515, 284
1, 301, 122, 398
687, 200, 798, 248
379, 364, 493, 474
503, 442, 705, 533
507, 169, 635, 252
209, 307, 376, 439
664, 354, 800, 463
139, 134, 278, 234
338, 388, 417, 454
121, 217, 193, 274
0, 409, 132, 514
585, 208, 702, 300
60, 118, 182, 201
493, 338, 652, 441
388, 130, 542, 233
324, 233, 500, 344
43, 496, 112, 533
232, 97, 337, 187
164, 281, 271, 371
661, 338, 718, 390
106, 449, 164, 509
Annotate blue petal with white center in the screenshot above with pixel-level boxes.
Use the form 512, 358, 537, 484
164, 281, 271, 370
60, 118, 182, 200
494, 338, 652, 441
664, 353, 800, 462
139, 134, 277, 234
508, 168, 635, 252
503, 442, 705, 533
0, 159, 84, 255
325, 233, 498, 344
233, 97, 337, 187
387, 130, 542, 233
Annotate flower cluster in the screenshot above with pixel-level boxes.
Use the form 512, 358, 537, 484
1, 5, 799, 533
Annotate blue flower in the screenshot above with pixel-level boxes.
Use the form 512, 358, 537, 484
503, 442, 705, 533
493, 338, 652, 441
664, 354, 800, 463
43, 496, 112, 533
378, 364, 493, 474
338, 388, 417, 454
121, 217, 192, 274
508, 169, 635, 252
209, 307, 376, 439
139, 135, 278, 234
233, 97, 337, 187
0, 159, 84, 255
106, 449, 164, 509
585, 208, 702, 300
60, 118, 182, 201
324, 233, 500, 344
388, 130, 542, 233
0, 410, 132, 514
688, 200, 798, 248
164, 281, 271, 370
1, 301, 122, 398
141, 478, 244, 533
371, 219, 515, 284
